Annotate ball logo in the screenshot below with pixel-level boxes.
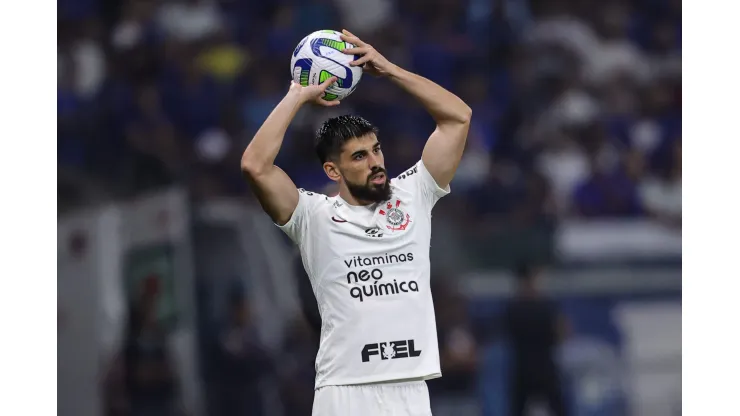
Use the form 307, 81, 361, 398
379, 200, 411, 231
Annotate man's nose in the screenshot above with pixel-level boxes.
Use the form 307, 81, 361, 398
367, 153, 381, 169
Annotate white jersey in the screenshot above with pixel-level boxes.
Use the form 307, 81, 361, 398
278, 160, 449, 389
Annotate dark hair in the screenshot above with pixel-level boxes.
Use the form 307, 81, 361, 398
314, 115, 379, 164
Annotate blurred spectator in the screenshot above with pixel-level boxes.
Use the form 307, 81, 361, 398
103, 354, 129, 416
210, 294, 272, 416
278, 317, 321, 415
161, 60, 222, 139
503, 264, 569, 416
263, 6, 300, 58
452, 73, 497, 190
242, 71, 284, 136
196, 29, 250, 83
125, 84, 183, 191
122, 287, 180, 416
334, 0, 392, 35
157, 0, 223, 43
536, 131, 589, 214
58, 19, 107, 100
429, 281, 480, 416
111, 1, 162, 52
640, 139, 682, 228
586, 2, 650, 85
647, 19, 682, 80
294, 256, 322, 336
572, 147, 643, 218
299, 0, 342, 36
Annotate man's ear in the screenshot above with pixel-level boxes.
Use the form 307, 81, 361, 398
324, 161, 341, 182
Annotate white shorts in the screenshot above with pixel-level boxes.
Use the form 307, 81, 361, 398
312, 381, 432, 416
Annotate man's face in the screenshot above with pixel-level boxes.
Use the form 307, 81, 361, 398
328, 133, 391, 203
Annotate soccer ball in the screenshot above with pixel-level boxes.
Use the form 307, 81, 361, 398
290, 30, 363, 101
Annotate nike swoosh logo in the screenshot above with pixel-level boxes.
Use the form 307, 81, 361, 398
331, 217, 347, 223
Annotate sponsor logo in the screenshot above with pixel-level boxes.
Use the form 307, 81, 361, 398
331, 216, 347, 223
361, 339, 422, 362
379, 200, 411, 231
343, 253, 418, 302
343, 253, 414, 268
365, 227, 383, 238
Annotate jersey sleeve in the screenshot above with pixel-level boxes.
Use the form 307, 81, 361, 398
276, 188, 325, 245
394, 160, 450, 211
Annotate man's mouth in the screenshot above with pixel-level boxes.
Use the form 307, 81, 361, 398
369, 172, 386, 185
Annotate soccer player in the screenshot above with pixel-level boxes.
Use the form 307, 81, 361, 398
241, 29, 472, 416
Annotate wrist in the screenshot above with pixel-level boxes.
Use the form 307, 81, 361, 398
286, 87, 307, 105
385, 64, 405, 80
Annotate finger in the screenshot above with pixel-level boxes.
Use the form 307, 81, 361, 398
316, 97, 341, 107
340, 32, 365, 46
339, 34, 358, 46
351, 53, 374, 67
342, 29, 359, 39
341, 45, 369, 55
319, 76, 338, 90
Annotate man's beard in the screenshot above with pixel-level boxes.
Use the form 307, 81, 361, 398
345, 167, 391, 203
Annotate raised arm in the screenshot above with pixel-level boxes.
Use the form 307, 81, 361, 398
340, 30, 472, 189
241, 77, 338, 225
390, 69, 472, 189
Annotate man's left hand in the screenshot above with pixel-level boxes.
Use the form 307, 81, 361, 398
340, 29, 398, 77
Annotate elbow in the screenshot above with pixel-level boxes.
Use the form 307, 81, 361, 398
460, 105, 473, 124
240, 152, 266, 178
449, 105, 472, 125
439, 106, 472, 127
436, 106, 473, 132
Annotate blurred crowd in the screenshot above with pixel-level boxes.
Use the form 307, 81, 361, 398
58, 0, 681, 227
59, 0, 681, 415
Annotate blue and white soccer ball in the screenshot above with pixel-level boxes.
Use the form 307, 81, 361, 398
290, 30, 363, 101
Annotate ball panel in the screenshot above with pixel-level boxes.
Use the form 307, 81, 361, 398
292, 35, 308, 58
293, 58, 313, 87
322, 92, 339, 101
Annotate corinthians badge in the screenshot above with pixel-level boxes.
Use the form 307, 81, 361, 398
379, 200, 412, 231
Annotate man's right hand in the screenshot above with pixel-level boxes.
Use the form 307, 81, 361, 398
290, 76, 340, 107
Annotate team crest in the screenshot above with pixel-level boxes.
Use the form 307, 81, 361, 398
379, 200, 412, 231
